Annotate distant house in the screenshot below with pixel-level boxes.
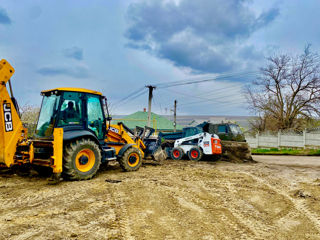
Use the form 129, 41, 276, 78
112, 111, 183, 132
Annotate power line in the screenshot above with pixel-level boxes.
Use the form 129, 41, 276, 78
112, 70, 257, 107
154, 70, 255, 87
109, 88, 148, 114
179, 99, 247, 108
109, 70, 259, 114
179, 97, 247, 107
152, 92, 163, 114
112, 86, 146, 106
154, 71, 258, 89
159, 85, 246, 106
160, 84, 244, 102
153, 72, 255, 113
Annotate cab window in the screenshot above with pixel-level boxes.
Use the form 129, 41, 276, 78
87, 95, 104, 139
58, 92, 83, 126
184, 127, 202, 137
218, 125, 228, 133
35, 94, 60, 137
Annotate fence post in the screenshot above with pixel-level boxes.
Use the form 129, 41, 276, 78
303, 129, 306, 149
256, 131, 259, 148
277, 130, 281, 148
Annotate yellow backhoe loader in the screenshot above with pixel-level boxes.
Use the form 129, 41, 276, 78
0, 59, 154, 181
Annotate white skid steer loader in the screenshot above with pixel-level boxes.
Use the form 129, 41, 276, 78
170, 132, 222, 161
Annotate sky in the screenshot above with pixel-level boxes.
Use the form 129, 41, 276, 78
0, 0, 320, 116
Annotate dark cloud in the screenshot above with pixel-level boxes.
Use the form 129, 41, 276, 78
37, 65, 89, 78
0, 8, 11, 24
125, 0, 279, 73
159, 37, 235, 73
63, 47, 83, 60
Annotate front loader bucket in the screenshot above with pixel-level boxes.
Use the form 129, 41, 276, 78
151, 146, 167, 163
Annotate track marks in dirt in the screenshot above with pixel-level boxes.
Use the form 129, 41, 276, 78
191, 178, 275, 240
1, 160, 320, 240
113, 163, 320, 240
241, 171, 320, 238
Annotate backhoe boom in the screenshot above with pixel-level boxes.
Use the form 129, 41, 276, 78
0, 59, 27, 167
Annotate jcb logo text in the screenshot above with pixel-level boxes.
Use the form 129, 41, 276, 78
3, 103, 13, 132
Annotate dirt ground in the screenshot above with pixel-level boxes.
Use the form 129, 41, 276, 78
0, 156, 320, 240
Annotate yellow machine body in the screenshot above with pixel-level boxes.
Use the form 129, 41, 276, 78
42, 87, 102, 96
0, 59, 64, 174
0, 60, 27, 167
106, 122, 146, 158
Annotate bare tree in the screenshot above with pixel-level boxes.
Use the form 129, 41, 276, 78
20, 104, 40, 124
246, 46, 320, 131
20, 104, 40, 136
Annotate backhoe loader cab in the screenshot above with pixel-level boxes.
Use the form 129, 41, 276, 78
36, 88, 106, 141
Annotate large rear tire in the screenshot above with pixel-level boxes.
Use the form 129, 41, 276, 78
63, 139, 101, 180
118, 147, 142, 172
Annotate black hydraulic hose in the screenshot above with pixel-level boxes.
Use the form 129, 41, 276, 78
103, 96, 112, 130
8, 79, 21, 117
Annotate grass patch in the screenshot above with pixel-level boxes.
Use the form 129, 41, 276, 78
252, 148, 320, 156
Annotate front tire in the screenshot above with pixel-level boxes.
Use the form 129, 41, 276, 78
118, 147, 142, 172
63, 139, 101, 180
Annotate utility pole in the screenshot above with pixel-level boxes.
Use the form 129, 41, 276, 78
146, 85, 156, 127
173, 100, 177, 132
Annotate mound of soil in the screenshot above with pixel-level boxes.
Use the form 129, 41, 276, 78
221, 140, 255, 163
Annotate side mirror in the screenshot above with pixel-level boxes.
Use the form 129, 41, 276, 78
107, 116, 112, 121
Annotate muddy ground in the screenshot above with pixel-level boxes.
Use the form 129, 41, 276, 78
0, 156, 320, 240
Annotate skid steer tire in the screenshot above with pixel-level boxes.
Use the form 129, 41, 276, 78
171, 147, 184, 160
188, 147, 203, 161
63, 139, 101, 180
118, 147, 142, 172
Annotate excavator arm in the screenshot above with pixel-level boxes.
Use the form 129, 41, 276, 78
0, 59, 63, 175
0, 59, 27, 168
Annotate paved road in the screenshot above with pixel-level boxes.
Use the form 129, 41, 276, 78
253, 155, 320, 168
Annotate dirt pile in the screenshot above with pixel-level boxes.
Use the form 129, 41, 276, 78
221, 140, 254, 163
